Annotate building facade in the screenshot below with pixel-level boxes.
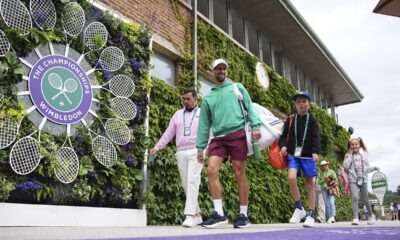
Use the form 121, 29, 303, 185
97, 0, 363, 116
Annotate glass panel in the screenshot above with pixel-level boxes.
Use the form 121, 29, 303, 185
247, 22, 259, 56
298, 70, 306, 91
305, 76, 313, 93
273, 47, 283, 75
213, 0, 228, 32
231, 8, 245, 45
198, 0, 209, 18
150, 52, 176, 86
290, 64, 297, 87
261, 35, 272, 66
283, 56, 292, 82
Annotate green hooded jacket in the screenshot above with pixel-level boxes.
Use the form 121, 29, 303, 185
196, 79, 260, 152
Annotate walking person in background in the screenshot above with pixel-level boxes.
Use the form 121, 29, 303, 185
318, 160, 337, 224
149, 89, 203, 228
196, 58, 261, 228
343, 137, 380, 225
279, 92, 321, 228
315, 180, 326, 223
393, 202, 399, 221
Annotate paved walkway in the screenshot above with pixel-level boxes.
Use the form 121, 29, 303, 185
0, 221, 399, 240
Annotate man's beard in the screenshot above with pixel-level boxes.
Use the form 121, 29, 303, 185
216, 75, 226, 82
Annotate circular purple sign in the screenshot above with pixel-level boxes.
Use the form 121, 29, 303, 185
29, 55, 92, 124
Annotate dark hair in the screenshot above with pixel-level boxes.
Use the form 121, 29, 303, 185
183, 88, 197, 97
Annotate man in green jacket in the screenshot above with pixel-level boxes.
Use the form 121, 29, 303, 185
197, 58, 261, 228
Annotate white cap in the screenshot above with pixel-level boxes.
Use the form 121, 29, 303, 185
320, 160, 328, 166
212, 58, 228, 69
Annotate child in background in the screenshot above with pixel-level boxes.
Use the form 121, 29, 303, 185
343, 137, 380, 225
318, 160, 337, 223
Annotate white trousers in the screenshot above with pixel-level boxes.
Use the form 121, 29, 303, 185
175, 148, 203, 215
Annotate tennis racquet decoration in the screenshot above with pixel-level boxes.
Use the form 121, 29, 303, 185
86, 46, 125, 75
61, 2, 85, 57
10, 115, 46, 175
54, 124, 79, 184
0, 30, 11, 57
48, 73, 78, 104
89, 109, 131, 146
81, 119, 117, 167
0, 0, 32, 35
92, 97, 137, 121
0, 116, 18, 150
91, 74, 135, 98
76, 22, 108, 64
29, 0, 57, 31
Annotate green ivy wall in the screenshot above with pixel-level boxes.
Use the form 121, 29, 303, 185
146, 12, 353, 224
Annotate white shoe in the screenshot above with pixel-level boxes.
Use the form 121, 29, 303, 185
303, 216, 315, 228
367, 215, 376, 225
194, 214, 203, 225
327, 217, 336, 223
351, 218, 359, 225
182, 216, 196, 228
289, 208, 306, 224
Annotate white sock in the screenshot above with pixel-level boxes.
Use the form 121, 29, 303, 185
240, 205, 248, 216
213, 199, 224, 216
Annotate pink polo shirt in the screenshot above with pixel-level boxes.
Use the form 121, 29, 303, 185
154, 107, 200, 152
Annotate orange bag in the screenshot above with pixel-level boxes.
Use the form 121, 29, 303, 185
268, 115, 293, 169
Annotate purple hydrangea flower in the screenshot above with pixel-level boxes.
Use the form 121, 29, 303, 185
90, 6, 104, 22
123, 142, 135, 152
125, 156, 135, 167
128, 58, 144, 74
15, 179, 43, 193
87, 170, 96, 178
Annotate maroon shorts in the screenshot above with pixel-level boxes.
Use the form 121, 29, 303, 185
208, 129, 248, 161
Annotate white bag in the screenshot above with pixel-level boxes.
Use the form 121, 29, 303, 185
233, 84, 283, 156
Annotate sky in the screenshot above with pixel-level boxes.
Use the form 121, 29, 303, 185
290, 0, 400, 192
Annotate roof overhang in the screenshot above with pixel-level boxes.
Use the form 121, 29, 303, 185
229, 0, 363, 107
373, 0, 400, 17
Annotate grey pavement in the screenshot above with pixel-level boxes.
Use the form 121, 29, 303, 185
0, 221, 399, 240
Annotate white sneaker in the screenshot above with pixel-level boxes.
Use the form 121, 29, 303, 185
289, 208, 306, 224
367, 215, 376, 225
327, 217, 336, 223
303, 216, 315, 228
194, 214, 203, 225
351, 218, 359, 225
182, 216, 196, 228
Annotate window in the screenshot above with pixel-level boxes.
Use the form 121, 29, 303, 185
150, 52, 176, 86
290, 64, 297, 87
283, 57, 293, 82
261, 35, 272, 66
213, 0, 228, 32
297, 70, 306, 91
247, 21, 259, 56
305, 76, 313, 93
199, 77, 214, 97
198, 0, 209, 18
272, 47, 283, 76
231, 8, 245, 45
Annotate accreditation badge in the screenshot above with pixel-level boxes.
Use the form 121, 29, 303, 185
184, 127, 191, 136
294, 146, 303, 157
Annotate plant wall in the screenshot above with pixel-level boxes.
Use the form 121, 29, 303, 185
146, 3, 352, 224
0, 0, 151, 208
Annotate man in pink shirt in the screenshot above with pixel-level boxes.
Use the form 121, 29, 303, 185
150, 89, 203, 228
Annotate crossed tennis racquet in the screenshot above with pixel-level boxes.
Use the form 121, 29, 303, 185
48, 73, 78, 104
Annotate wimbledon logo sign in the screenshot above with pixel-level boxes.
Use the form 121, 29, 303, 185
29, 55, 92, 124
